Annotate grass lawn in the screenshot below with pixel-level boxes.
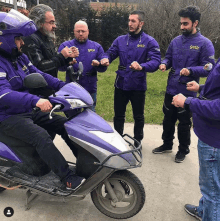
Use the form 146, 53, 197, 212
58, 59, 206, 125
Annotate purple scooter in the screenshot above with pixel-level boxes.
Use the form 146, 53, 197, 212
0, 63, 145, 219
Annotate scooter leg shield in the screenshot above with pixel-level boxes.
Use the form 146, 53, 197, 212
76, 147, 100, 179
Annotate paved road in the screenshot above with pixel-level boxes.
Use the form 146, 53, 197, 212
0, 123, 201, 221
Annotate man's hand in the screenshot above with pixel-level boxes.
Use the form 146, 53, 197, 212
129, 61, 142, 71
70, 46, 79, 58
171, 93, 186, 108
180, 68, 190, 76
204, 62, 213, 71
159, 64, 166, 72
91, 60, 100, 66
100, 58, 110, 66
186, 81, 200, 92
61, 46, 79, 58
69, 58, 77, 65
36, 99, 53, 112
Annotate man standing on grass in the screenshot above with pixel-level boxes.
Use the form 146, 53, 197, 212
101, 10, 161, 147
58, 20, 107, 112
152, 6, 215, 163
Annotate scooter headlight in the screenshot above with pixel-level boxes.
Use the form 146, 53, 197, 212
66, 99, 87, 109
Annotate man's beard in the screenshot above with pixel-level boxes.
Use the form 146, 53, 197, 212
129, 24, 141, 35
75, 37, 87, 43
42, 27, 56, 40
182, 27, 193, 36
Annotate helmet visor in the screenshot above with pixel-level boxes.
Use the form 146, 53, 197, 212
2, 9, 30, 29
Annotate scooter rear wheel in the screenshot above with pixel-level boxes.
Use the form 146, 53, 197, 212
91, 170, 145, 219
0, 187, 6, 192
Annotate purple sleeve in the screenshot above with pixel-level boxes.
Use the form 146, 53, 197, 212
187, 40, 215, 78
28, 62, 65, 91
94, 45, 107, 73
139, 39, 161, 72
185, 97, 220, 120
0, 69, 39, 109
161, 41, 173, 70
104, 38, 119, 63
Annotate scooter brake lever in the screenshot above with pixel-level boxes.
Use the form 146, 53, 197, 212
49, 104, 62, 119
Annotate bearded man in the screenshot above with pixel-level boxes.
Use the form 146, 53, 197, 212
152, 6, 215, 163
101, 10, 161, 147
58, 20, 107, 112
22, 4, 78, 78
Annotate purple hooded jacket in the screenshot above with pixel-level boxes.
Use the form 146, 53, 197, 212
58, 39, 107, 94
162, 32, 215, 97
0, 53, 65, 122
185, 58, 220, 148
103, 31, 161, 91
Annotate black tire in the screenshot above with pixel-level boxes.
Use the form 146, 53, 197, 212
0, 187, 6, 193
91, 170, 145, 219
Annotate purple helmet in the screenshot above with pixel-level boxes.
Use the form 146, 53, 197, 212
0, 9, 37, 54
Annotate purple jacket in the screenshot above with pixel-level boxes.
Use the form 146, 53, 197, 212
185, 58, 220, 148
58, 39, 107, 94
0, 54, 65, 122
162, 32, 215, 97
103, 31, 161, 91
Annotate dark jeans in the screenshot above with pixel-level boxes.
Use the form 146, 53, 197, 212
114, 87, 145, 141
0, 111, 78, 180
162, 93, 192, 153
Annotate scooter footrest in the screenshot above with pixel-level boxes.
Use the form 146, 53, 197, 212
6, 166, 39, 184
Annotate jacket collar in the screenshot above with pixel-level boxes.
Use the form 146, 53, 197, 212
129, 29, 144, 39
182, 31, 201, 39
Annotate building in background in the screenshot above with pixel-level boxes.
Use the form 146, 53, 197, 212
0, 0, 26, 9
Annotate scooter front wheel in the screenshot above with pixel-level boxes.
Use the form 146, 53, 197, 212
91, 170, 145, 219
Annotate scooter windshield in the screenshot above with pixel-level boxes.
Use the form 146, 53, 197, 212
55, 83, 93, 106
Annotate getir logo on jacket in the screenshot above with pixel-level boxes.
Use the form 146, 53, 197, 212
88, 49, 95, 52
137, 44, 145, 48
190, 45, 199, 50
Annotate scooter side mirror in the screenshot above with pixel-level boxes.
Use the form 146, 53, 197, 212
66, 66, 76, 82
24, 73, 48, 89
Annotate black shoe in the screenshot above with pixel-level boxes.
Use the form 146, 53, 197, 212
184, 204, 202, 220
175, 151, 186, 163
63, 172, 85, 190
152, 144, 172, 154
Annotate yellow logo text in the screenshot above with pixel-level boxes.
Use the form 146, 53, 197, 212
88, 49, 95, 52
190, 45, 199, 50
137, 44, 145, 48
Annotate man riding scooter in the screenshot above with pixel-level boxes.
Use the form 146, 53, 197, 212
0, 10, 85, 190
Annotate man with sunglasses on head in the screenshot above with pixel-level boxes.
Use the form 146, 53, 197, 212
22, 4, 78, 78
152, 6, 215, 163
